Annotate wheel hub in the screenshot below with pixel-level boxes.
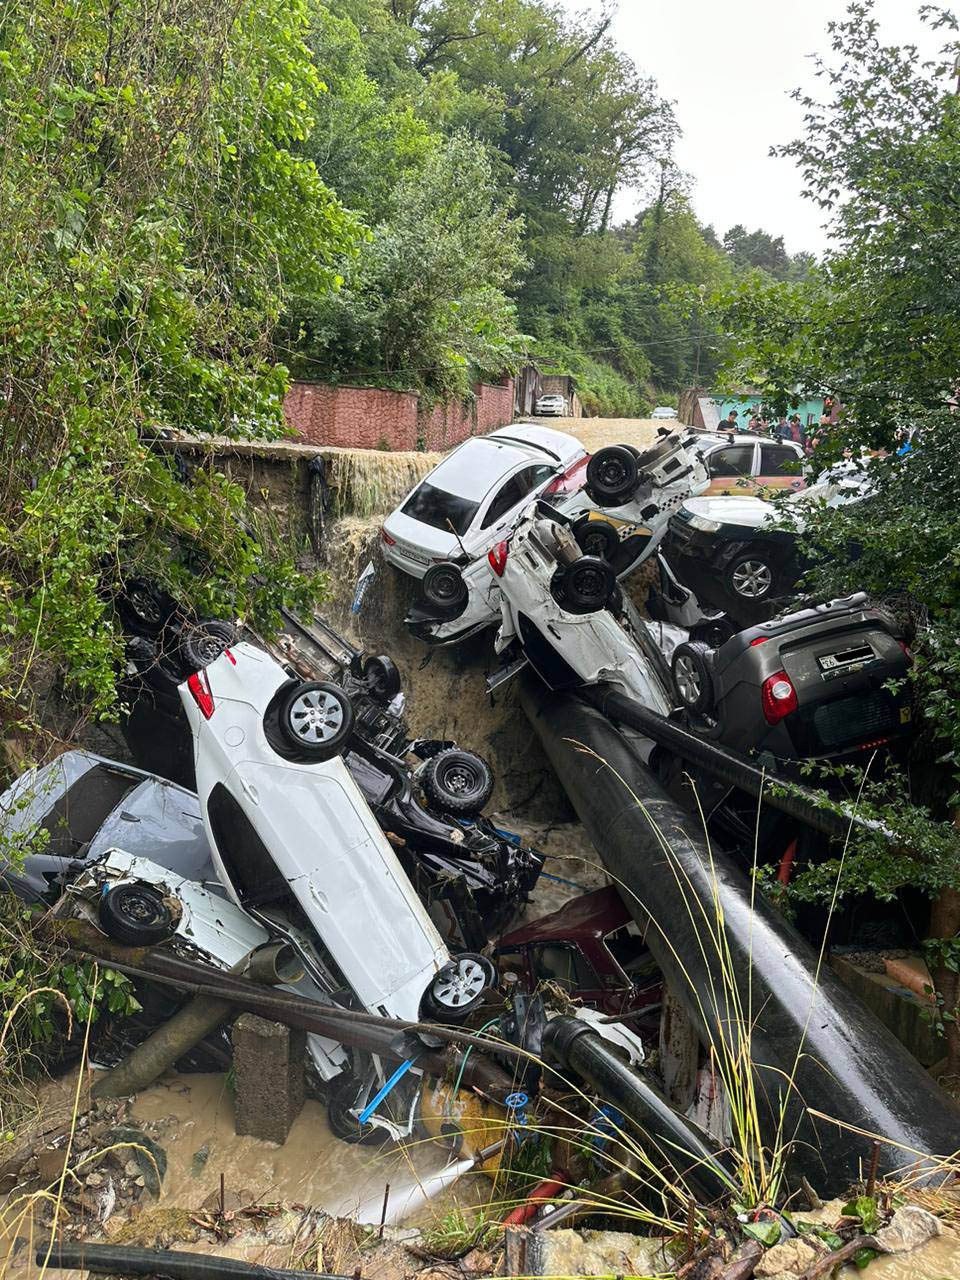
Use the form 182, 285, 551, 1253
290, 690, 344, 743
732, 561, 772, 598
432, 958, 487, 1007
675, 655, 702, 704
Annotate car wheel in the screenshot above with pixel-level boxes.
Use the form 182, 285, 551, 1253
671, 642, 716, 716
326, 1072, 383, 1146
586, 445, 640, 505
557, 556, 617, 614
117, 578, 177, 638
688, 617, 736, 649
364, 654, 402, 705
420, 953, 496, 1024
180, 619, 238, 671
421, 563, 468, 619
126, 635, 186, 698
573, 518, 619, 561
421, 748, 494, 816
98, 882, 176, 947
725, 552, 777, 602
277, 681, 354, 760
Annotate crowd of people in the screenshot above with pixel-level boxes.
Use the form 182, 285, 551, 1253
720, 403, 836, 455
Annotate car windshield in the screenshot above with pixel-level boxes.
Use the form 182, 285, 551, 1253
402, 482, 480, 536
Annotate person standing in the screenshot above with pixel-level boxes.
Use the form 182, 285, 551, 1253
722, 409, 739, 431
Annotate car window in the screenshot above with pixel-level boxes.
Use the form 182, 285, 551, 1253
207, 782, 291, 908
707, 445, 755, 478
760, 444, 802, 477
604, 926, 655, 979
530, 942, 599, 991
402, 482, 480, 536
481, 475, 526, 528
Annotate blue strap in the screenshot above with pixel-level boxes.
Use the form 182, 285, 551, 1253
358, 1057, 419, 1125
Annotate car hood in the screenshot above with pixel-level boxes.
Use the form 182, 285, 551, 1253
681, 494, 780, 529
382, 510, 460, 560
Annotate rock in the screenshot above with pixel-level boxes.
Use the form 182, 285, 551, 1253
73, 1133, 91, 1152
755, 1236, 821, 1277
191, 1143, 209, 1176
124, 1160, 140, 1178
85, 1172, 104, 1188
876, 1204, 942, 1253
36, 1147, 69, 1183
135, 1176, 145, 1187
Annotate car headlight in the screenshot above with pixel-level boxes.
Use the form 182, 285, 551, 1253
687, 514, 721, 533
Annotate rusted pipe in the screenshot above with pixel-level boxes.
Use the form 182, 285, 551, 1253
92, 942, 299, 1098
501, 1169, 570, 1225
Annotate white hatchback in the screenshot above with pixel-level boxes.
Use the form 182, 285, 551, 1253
381, 423, 586, 581
179, 642, 455, 1024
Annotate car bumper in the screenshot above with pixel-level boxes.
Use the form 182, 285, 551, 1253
381, 542, 432, 580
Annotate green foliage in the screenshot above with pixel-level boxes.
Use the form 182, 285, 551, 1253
0, 0, 357, 728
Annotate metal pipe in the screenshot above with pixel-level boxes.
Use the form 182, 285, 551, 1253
92, 942, 298, 1098
521, 674, 960, 1190
543, 1017, 735, 1205
37, 1241, 352, 1280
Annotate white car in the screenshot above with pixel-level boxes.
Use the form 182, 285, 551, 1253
381, 423, 586, 582
651, 406, 677, 420
491, 503, 673, 715
535, 393, 567, 416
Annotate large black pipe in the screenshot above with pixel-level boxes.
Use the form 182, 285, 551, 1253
521, 673, 960, 1191
37, 1241, 352, 1280
543, 1017, 736, 1205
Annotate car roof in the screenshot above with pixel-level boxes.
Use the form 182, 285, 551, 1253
691, 430, 803, 455
497, 885, 630, 948
419, 437, 536, 499
487, 423, 583, 462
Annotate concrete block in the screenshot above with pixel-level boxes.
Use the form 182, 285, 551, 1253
831, 957, 942, 1065
233, 1014, 305, 1144
505, 1226, 670, 1277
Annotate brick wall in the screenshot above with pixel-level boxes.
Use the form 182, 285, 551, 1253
283, 379, 515, 452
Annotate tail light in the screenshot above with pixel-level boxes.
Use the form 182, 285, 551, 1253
381, 526, 397, 546
543, 455, 589, 496
187, 669, 215, 719
488, 541, 509, 577
898, 640, 912, 660
761, 670, 798, 725
750, 636, 770, 646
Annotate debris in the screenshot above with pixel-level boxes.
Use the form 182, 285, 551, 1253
875, 1204, 942, 1252
754, 1236, 820, 1276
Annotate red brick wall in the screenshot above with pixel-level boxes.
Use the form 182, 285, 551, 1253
283, 379, 516, 451
283, 383, 420, 450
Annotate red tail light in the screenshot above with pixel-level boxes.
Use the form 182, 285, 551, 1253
750, 636, 769, 646
187, 669, 215, 719
543, 455, 589, 496
381, 526, 397, 547
761, 670, 798, 725
488, 541, 509, 577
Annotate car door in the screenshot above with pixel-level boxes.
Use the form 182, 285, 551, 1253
756, 442, 806, 496
465, 463, 557, 555
704, 443, 759, 495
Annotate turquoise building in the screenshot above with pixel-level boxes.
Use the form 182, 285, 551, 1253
713, 392, 828, 428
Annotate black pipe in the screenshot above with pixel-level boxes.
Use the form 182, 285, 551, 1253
585, 685, 890, 848
37, 1241, 351, 1280
521, 673, 960, 1191
543, 1017, 735, 1204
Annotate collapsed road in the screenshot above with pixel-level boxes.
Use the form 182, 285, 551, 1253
520, 672, 960, 1190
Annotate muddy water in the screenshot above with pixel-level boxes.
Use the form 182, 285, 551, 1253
844, 1235, 960, 1278
130, 1072, 489, 1227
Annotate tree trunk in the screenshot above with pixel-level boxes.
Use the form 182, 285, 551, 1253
929, 884, 960, 1076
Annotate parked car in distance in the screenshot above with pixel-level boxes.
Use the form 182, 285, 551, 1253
651, 406, 677, 420
534, 393, 567, 416
381, 423, 586, 582
495, 886, 662, 1034
689, 432, 805, 497
668, 594, 913, 763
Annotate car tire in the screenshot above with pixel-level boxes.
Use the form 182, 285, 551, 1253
421, 748, 494, 816
573, 518, 619, 561
117, 578, 178, 638
364, 654, 402, 705
724, 551, 778, 603
98, 882, 176, 947
688, 616, 737, 649
586, 445, 640, 505
126, 635, 186, 698
421, 563, 468, 620
180, 619, 238, 672
557, 556, 617, 614
326, 1072, 383, 1146
671, 642, 715, 716
419, 953, 496, 1024
277, 681, 354, 760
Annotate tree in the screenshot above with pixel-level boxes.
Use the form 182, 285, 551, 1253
710, 1, 960, 1072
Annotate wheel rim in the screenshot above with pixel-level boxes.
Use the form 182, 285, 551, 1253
193, 630, 228, 664
129, 587, 162, 624
430, 571, 461, 603
440, 761, 479, 796
674, 655, 702, 706
289, 689, 344, 744
573, 567, 606, 600
598, 458, 627, 487
116, 887, 163, 926
583, 530, 610, 557
432, 957, 488, 1008
731, 560, 772, 598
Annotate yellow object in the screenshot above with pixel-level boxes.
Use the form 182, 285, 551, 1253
419, 1078, 508, 1173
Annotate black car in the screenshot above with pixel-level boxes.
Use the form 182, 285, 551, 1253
660, 494, 804, 628
669, 593, 912, 763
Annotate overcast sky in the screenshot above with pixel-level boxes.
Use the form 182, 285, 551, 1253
574, 1, 946, 256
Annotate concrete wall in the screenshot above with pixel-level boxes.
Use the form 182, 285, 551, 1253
283, 379, 515, 451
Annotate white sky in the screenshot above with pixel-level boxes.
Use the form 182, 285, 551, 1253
573, 1, 948, 256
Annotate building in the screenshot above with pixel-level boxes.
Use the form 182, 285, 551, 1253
679, 387, 828, 431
